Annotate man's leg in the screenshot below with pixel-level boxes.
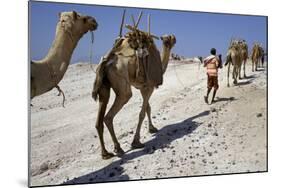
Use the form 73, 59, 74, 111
211, 89, 217, 104
211, 77, 219, 104
205, 75, 211, 104
205, 87, 212, 104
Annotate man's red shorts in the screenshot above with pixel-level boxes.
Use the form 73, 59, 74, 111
207, 75, 219, 90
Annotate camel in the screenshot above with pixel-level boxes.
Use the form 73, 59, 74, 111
225, 39, 243, 87
258, 45, 265, 68
31, 11, 98, 105
239, 40, 248, 78
251, 43, 262, 72
91, 14, 176, 159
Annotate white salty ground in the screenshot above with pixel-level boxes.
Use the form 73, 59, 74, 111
30, 61, 267, 187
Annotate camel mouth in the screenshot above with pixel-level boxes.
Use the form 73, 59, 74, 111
89, 18, 98, 31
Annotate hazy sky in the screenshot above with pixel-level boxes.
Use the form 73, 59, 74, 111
29, 1, 267, 63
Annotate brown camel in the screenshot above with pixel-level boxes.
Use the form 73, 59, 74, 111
239, 40, 248, 78
226, 39, 243, 87
31, 11, 98, 105
251, 43, 262, 72
92, 31, 176, 159
258, 45, 265, 68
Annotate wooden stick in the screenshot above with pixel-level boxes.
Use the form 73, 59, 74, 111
125, 24, 159, 40
131, 14, 136, 27
119, 9, 126, 37
135, 11, 143, 28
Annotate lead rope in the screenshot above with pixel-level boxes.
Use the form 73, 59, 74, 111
173, 61, 187, 89
45, 62, 66, 108
90, 31, 96, 73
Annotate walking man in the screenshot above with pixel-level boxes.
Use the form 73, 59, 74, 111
204, 48, 222, 104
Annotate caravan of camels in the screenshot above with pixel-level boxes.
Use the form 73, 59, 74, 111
29, 7, 267, 186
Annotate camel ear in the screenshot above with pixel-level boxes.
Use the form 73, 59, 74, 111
72, 11, 78, 20
172, 34, 176, 43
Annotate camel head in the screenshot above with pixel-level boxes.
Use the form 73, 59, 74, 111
253, 43, 259, 50
160, 35, 176, 49
57, 11, 98, 37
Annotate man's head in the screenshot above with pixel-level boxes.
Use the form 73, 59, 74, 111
210, 48, 216, 55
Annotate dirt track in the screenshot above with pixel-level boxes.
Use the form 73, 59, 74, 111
30, 61, 267, 186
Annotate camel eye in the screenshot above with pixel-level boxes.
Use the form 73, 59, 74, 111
83, 18, 87, 23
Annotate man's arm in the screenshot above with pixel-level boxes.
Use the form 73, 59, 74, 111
203, 60, 207, 67
218, 54, 222, 68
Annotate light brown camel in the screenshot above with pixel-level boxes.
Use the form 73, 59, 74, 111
251, 43, 262, 72
225, 40, 243, 87
92, 33, 176, 159
258, 45, 265, 68
31, 11, 98, 104
239, 40, 248, 78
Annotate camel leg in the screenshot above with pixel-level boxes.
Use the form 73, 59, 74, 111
104, 94, 131, 156
95, 84, 115, 159
255, 60, 258, 71
141, 87, 158, 133
234, 68, 238, 84
233, 66, 237, 85
243, 60, 247, 78
238, 63, 242, 80
146, 103, 158, 133
131, 87, 153, 149
104, 88, 132, 156
227, 62, 231, 87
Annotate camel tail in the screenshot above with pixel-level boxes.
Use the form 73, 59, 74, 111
92, 63, 105, 101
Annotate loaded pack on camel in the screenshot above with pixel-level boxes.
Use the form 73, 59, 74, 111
92, 11, 163, 100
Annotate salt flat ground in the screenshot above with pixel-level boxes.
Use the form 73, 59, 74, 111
30, 61, 267, 186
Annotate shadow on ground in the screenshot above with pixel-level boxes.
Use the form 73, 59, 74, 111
242, 74, 256, 79
62, 110, 210, 185
235, 75, 256, 86
256, 67, 266, 72
214, 97, 236, 103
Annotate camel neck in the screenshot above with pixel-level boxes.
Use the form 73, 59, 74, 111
43, 28, 80, 80
161, 46, 171, 74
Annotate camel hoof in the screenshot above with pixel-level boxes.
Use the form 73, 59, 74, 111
114, 147, 125, 157
227, 84, 230, 87
131, 140, 145, 149
149, 126, 158, 134
102, 152, 115, 160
